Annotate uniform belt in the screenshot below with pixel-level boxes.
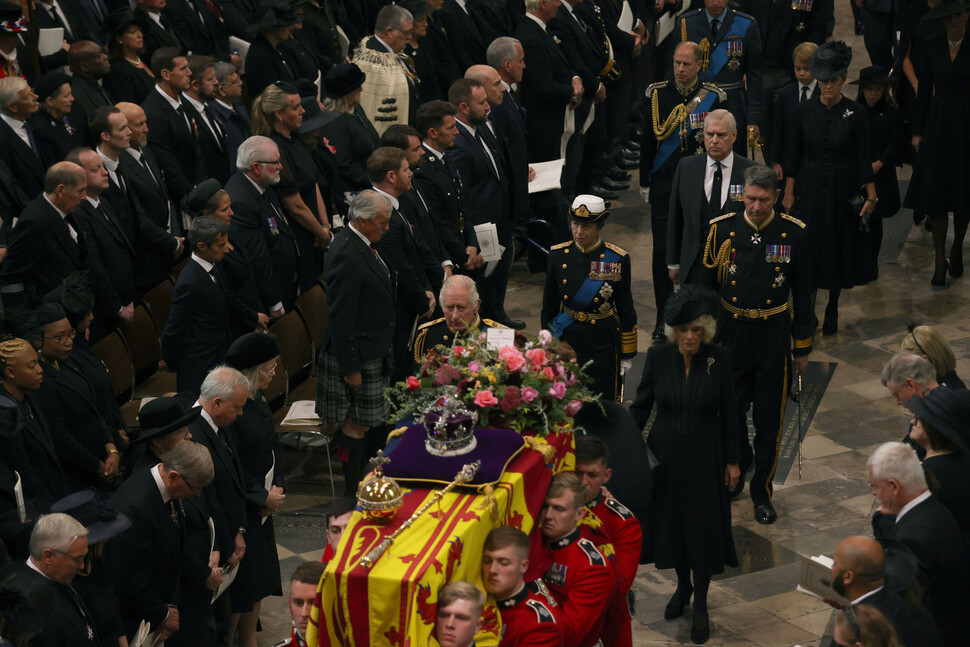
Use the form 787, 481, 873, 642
721, 299, 789, 319
718, 82, 743, 90
563, 305, 615, 322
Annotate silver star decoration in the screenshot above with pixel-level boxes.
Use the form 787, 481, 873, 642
774, 272, 786, 286
751, 232, 762, 245
728, 264, 737, 275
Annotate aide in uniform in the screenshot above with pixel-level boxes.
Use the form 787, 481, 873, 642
700, 165, 812, 525
639, 41, 725, 342
541, 195, 637, 402
413, 274, 506, 363
680, 0, 764, 156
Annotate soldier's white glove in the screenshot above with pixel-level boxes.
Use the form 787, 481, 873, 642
620, 359, 634, 374
638, 187, 649, 203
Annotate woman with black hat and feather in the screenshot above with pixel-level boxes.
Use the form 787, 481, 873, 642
782, 41, 878, 335
629, 285, 740, 644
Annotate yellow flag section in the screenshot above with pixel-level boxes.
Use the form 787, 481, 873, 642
308, 431, 575, 646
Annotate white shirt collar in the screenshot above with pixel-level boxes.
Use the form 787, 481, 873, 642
708, 151, 734, 169
191, 252, 215, 274
349, 222, 372, 247
1, 113, 25, 130
85, 196, 101, 208
851, 585, 884, 605
43, 194, 68, 220
145, 10, 163, 26
125, 147, 144, 162
26, 557, 50, 579
155, 84, 182, 111
896, 489, 931, 523
372, 186, 400, 210
801, 79, 818, 94
151, 463, 172, 503
194, 398, 220, 433
455, 116, 477, 137
244, 173, 266, 195
182, 92, 207, 114
97, 147, 120, 171
525, 12, 546, 30
423, 143, 445, 159
374, 34, 396, 54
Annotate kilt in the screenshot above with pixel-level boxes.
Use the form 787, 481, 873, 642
315, 352, 391, 428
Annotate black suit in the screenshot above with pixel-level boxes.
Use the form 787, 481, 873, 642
856, 587, 942, 647
0, 118, 45, 201
0, 563, 99, 646
74, 198, 137, 320
33, 0, 93, 70
162, 0, 230, 58
438, 0, 493, 69
411, 146, 479, 266
489, 89, 530, 223
181, 96, 230, 184
141, 88, 207, 202
767, 82, 819, 168
107, 466, 182, 639
69, 76, 113, 143
161, 258, 258, 396
668, 153, 757, 285
398, 183, 448, 296
210, 100, 252, 171
873, 496, 970, 644
136, 7, 185, 58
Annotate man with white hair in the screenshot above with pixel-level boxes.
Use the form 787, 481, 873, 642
412, 274, 507, 362
868, 441, 968, 643
315, 191, 396, 496
0, 76, 44, 200
353, 5, 418, 135
225, 136, 300, 311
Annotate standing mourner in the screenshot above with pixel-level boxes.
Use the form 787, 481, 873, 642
782, 41, 876, 334
541, 195, 637, 402
702, 165, 813, 526
629, 286, 740, 644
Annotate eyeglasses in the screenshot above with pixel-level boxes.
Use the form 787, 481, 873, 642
44, 329, 77, 343
259, 362, 278, 375
53, 549, 87, 565
392, 27, 414, 36
256, 160, 282, 167
178, 473, 201, 495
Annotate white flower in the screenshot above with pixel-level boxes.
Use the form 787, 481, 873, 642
843, 109, 854, 118
538, 329, 553, 348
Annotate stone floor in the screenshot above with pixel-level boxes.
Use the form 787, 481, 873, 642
250, 11, 970, 647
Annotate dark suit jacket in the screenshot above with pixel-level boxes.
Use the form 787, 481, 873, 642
141, 87, 207, 202
740, 0, 830, 68
0, 389, 70, 506
515, 15, 578, 162
69, 76, 113, 143
438, 0, 491, 69
548, 5, 606, 97
225, 171, 300, 311
489, 89, 530, 223
244, 36, 294, 100
136, 7, 185, 58
222, 0, 258, 41
318, 108, 379, 191
107, 466, 182, 638
322, 226, 396, 375
210, 100, 252, 171
415, 15, 461, 102
74, 198, 137, 317
0, 118, 45, 201
398, 184, 448, 294
162, 0, 230, 58
375, 203, 432, 314
412, 145, 479, 265
161, 258, 258, 395
0, 562, 100, 646
768, 82, 819, 167
667, 153, 757, 284
858, 587, 942, 647
29, 112, 83, 169
181, 96, 230, 184
448, 121, 511, 237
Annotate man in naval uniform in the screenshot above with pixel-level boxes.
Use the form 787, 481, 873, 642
541, 195, 637, 402
680, 0, 764, 156
700, 165, 812, 525
639, 41, 725, 343
413, 274, 506, 363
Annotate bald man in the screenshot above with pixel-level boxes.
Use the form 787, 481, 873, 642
829, 536, 941, 647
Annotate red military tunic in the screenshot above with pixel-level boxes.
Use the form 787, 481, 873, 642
586, 496, 643, 647
271, 628, 305, 647
542, 528, 615, 647
496, 580, 563, 647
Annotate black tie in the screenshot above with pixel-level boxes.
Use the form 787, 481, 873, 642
475, 130, 500, 178
23, 122, 39, 157
800, 86, 809, 102
710, 162, 722, 212
711, 18, 720, 41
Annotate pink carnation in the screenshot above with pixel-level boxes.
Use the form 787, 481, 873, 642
453, 345, 465, 357
499, 346, 523, 361
474, 390, 499, 407
564, 399, 583, 416
521, 386, 539, 403
549, 382, 567, 400
468, 361, 481, 373
505, 354, 526, 372
525, 348, 548, 367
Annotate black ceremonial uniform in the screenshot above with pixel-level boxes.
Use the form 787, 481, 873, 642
412, 315, 507, 363
701, 210, 812, 509
410, 146, 479, 266
541, 240, 637, 402
680, 8, 764, 156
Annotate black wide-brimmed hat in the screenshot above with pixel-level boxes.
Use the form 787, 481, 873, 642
810, 41, 852, 81
0, 0, 26, 34
226, 332, 280, 371
134, 397, 202, 445
903, 386, 970, 453
324, 63, 366, 99
568, 194, 610, 225
254, 0, 301, 33
663, 285, 719, 327
183, 178, 223, 218
34, 72, 71, 103
298, 94, 338, 133
104, 8, 147, 40
849, 65, 892, 86
923, 0, 969, 20
51, 490, 132, 544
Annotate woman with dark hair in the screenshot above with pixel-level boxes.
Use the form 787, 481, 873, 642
101, 10, 155, 105
29, 72, 81, 168
629, 286, 740, 644
244, 1, 303, 99
318, 63, 380, 192
783, 41, 877, 335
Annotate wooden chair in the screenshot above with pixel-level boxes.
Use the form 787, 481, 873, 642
168, 258, 189, 283
123, 305, 178, 398
270, 311, 314, 392
294, 284, 327, 360
141, 279, 174, 333
93, 331, 135, 403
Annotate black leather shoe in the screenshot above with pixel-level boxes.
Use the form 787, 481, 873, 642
599, 177, 630, 191
624, 139, 641, 152
617, 158, 639, 171
651, 325, 667, 343
727, 478, 745, 499
607, 166, 632, 182
822, 305, 838, 336
932, 262, 948, 290
621, 147, 640, 160
589, 184, 619, 200
664, 586, 693, 620
501, 318, 526, 330
691, 608, 710, 644
755, 503, 777, 525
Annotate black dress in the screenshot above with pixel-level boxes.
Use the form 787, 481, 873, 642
318, 105, 380, 192
860, 99, 902, 219
783, 95, 876, 289
30, 112, 83, 169
103, 59, 156, 105
245, 36, 295, 99
629, 343, 740, 574
226, 395, 283, 611
923, 452, 970, 553
905, 35, 970, 215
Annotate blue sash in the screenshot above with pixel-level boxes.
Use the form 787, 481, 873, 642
649, 89, 719, 178
703, 15, 750, 82
550, 246, 621, 338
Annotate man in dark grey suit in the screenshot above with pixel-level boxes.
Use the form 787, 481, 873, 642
0, 76, 45, 202
66, 41, 113, 143
667, 109, 757, 286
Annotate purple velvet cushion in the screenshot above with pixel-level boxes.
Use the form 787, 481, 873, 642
383, 424, 525, 486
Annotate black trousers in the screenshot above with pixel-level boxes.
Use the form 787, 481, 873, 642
649, 195, 675, 327
861, 6, 894, 70
719, 314, 791, 506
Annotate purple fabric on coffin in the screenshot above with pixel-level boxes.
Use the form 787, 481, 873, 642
382, 424, 526, 486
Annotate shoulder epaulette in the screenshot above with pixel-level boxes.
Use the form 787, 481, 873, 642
708, 213, 735, 225
645, 80, 668, 99
702, 82, 727, 101
604, 242, 628, 256
779, 213, 806, 229
481, 318, 508, 328
577, 538, 607, 566
550, 241, 573, 250
417, 317, 446, 331
734, 9, 755, 20
604, 497, 635, 520
525, 599, 557, 624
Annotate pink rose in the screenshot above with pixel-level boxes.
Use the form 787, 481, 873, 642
468, 361, 481, 373
406, 376, 420, 391
526, 348, 548, 367
564, 399, 583, 416
554, 364, 565, 378
474, 390, 499, 407
537, 329, 553, 347
540, 367, 556, 381
521, 386, 539, 403
505, 354, 526, 372
549, 382, 567, 400
453, 345, 465, 357
499, 346, 523, 362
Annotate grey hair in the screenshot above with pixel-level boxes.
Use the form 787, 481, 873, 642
188, 215, 228, 248
880, 353, 936, 388
29, 513, 88, 560
704, 108, 736, 133
162, 440, 215, 486
0, 76, 27, 112
524, 0, 544, 12
199, 365, 249, 402
44, 162, 86, 194
236, 135, 278, 171
348, 189, 390, 223
239, 365, 262, 398
439, 274, 480, 307
374, 4, 412, 32
487, 37, 521, 69
867, 442, 927, 493
742, 165, 779, 194
664, 313, 717, 344
213, 61, 236, 85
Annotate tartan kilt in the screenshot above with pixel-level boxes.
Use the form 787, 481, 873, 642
315, 352, 391, 428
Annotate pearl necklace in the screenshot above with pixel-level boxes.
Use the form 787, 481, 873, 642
125, 55, 142, 65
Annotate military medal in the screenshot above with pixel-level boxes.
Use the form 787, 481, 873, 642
267, 217, 279, 235
545, 562, 568, 587
774, 272, 786, 287
728, 184, 743, 201
751, 232, 762, 245
589, 261, 621, 281
726, 40, 743, 70
598, 283, 613, 300
765, 244, 791, 263
791, 0, 813, 10
688, 111, 708, 131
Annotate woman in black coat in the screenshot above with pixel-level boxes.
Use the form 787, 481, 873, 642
319, 63, 380, 192
224, 333, 285, 647
30, 72, 83, 169
629, 287, 740, 645
102, 10, 156, 105
244, 2, 303, 100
